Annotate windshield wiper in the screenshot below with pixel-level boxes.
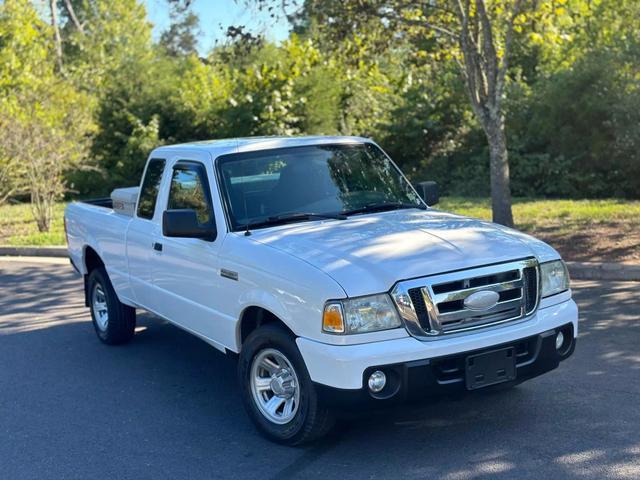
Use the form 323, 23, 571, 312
268, 212, 347, 222
243, 212, 347, 232
341, 202, 426, 216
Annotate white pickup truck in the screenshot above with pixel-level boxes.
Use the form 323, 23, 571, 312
65, 136, 578, 445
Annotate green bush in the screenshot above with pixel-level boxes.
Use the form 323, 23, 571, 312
60, 1, 640, 201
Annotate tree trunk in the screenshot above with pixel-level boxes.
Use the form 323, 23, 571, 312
482, 114, 514, 227
30, 191, 52, 233
49, 0, 64, 73
63, 0, 84, 34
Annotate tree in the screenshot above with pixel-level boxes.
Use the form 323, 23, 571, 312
1, 97, 89, 231
0, 0, 52, 204
0, 0, 91, 230
253, 0, 547, 226
160, 1, 200, 57
451, 0, 521, 226
48, 0, 64, 72
62, 0, 154, 91
59, 0, 158, 194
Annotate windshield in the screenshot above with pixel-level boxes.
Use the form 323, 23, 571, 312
217, 143, 423, 230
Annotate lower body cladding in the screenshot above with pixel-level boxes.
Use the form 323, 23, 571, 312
297, 298, 578, 408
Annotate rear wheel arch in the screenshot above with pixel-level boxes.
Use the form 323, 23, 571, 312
83, 246, 104, 275
87, 266, 136, 345
82, 246, 105, 307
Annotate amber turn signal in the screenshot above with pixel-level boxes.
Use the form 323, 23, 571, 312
323, 302, 345, 333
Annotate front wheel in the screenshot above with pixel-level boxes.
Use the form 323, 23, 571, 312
238, 324, 334, 445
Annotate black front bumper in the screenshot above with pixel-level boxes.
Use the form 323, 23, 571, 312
316, 323, 576, 410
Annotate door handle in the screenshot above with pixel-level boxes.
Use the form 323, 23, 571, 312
153, 242, 163, 252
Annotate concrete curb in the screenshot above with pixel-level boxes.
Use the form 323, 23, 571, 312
0, 246, 638, 281
566, 261, 640, 282
0, 246, 68, 258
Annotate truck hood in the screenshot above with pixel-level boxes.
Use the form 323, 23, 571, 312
249, 209, 560, 297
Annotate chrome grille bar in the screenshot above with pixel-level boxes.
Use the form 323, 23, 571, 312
431, 278, 523, 304
391, 258, 539, 340
433, 297, 523, 324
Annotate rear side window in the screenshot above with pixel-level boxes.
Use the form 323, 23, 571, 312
137, 159, 166, 219
167, 162, 213, 225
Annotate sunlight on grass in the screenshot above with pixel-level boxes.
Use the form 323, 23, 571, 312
1, 198, 639, 246
439, 197, 640, 231
0, 202, 67, 246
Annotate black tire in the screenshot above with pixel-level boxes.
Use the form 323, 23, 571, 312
87, 267, 136, 345
238, 324, 335, 445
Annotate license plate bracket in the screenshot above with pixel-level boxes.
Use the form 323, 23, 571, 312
465, 347, 516, 390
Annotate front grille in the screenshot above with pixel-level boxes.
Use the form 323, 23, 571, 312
523, 266, 538, 312
392, 258, 539, 339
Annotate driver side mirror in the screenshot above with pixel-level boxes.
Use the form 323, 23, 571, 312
416, 181, 439, 206
163, 209, 216, 241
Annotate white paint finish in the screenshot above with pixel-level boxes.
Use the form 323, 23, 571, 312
65, 136, 578, 389
219, 232, 411, 349
539, 289, 573, 309
126, 154, 171, 307
217, 232, 348, 350
248, 208, 560, 297
150, 135, 370, 158
297, 299, 579, 390
147, 151, 230, 345
126, 217, 158, 306
64, 201, 135, 303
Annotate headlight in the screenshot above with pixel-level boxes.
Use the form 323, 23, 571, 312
323, 294, 402, 334
540, 260, 570, 298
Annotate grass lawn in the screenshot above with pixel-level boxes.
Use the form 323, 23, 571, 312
440, 197, 640, 228
440, 197, 640, 263
0, 202, 67, 246
1, 198, 639, 262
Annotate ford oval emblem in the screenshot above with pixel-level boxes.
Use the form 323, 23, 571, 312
463, 290, 500, 311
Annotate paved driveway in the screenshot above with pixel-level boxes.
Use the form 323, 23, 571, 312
1, 259, 639, 479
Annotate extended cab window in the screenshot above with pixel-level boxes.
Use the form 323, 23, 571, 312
137, 159, 166, 219
167, 163, 213, 225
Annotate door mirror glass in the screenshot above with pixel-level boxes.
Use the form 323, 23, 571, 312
163, 209, 216, 240
416, 181, 439, 206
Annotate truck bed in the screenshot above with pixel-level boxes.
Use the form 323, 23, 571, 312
65, 200, 134, 302
80, 197, 113, 209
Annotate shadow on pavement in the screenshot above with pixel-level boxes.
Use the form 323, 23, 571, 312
1, 262, 639, 479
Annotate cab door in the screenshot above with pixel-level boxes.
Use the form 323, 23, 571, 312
148, 154, 230, 348
126, 157, 167, 308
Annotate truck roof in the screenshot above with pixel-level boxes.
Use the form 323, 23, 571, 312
150, 135, 372, 158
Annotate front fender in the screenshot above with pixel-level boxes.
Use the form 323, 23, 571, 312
220, 233, 347, 351
236, 290, 295, 338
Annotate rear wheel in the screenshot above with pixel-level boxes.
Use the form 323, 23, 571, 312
87, 267, 136, 345
238, 324, 334, 445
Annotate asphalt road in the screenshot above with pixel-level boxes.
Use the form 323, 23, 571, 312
1, 259, 639, 480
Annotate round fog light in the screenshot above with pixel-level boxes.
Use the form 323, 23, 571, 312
556, 331, 565, 350
368, 370, 387, 393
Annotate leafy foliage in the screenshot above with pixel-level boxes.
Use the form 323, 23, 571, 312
0, 0, 91, 230
1, 0, 640, 235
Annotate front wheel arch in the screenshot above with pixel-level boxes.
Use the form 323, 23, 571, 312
237, 306, 296, 350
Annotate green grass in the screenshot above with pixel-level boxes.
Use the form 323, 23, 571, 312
0, 202, 67, 246
1, 198, 639, 247
439, 197, 640, 232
